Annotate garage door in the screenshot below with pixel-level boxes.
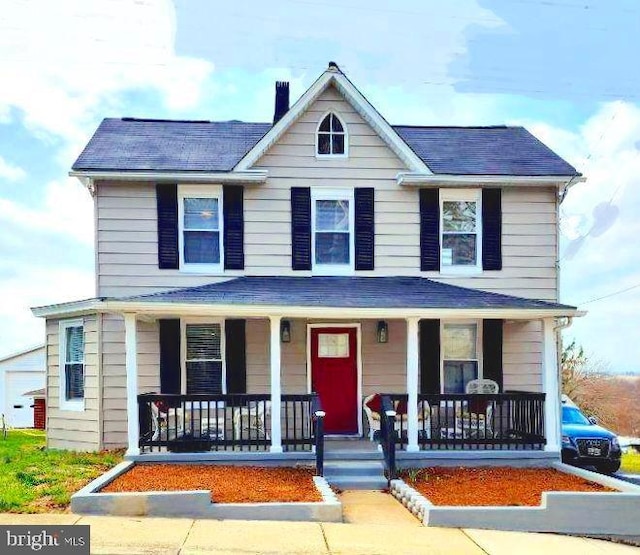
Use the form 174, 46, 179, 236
5, 372, 44, 428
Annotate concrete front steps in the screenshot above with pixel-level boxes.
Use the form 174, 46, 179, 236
323, 460, 388, 490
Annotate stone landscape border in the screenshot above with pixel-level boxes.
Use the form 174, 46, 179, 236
391, 462, 640, 535
71, 460, 342, 522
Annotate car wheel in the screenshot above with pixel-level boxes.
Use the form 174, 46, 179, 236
596, 461, 621, 474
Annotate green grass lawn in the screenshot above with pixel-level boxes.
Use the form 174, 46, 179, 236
0, 430, 122, 513
621, 451, 640, 474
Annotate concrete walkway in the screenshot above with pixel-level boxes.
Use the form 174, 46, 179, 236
339, 490, 419, 525
1, 513, 639, 554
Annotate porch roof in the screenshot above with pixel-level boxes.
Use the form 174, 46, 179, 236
32, 277, 583, 319
117, 276, 577, 314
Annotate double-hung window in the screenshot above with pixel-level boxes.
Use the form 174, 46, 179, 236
178, 185, 223, 273
311, 189, 354, 275
440, 189, 481, 273
59, 319, 84, 410
183, 322, 224, 394
441, 322, 481, 394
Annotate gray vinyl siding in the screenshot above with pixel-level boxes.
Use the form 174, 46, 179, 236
246, 318, 408, 396
101, 314, 160, 449
46, 315, 100, 451
503, 320, 543, 392
95, 85, 558, 301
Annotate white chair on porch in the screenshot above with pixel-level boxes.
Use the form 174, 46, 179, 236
363, 394, 431, 441
456, 378, 499, 438
233, 400, 270, 440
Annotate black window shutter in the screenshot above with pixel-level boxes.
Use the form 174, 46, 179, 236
156, 184, 179, 269
225, 319, 247, 394
482, 188, 502, 270
223, 185, 245, 270
354, 188, 375, 270
419, 188, 440, 271
159, 319, 181, 394
482, 319, 503, 390
291, 187, 311, 270
419, 319, 441, 394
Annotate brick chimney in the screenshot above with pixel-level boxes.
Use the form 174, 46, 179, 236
273, 81, 290, 125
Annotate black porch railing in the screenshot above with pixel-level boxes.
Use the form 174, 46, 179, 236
379, 394, 397, 485
138, 393, 320, 454
383, 392, 546, 450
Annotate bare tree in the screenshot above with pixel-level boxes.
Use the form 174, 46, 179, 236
561, 341, 640, 435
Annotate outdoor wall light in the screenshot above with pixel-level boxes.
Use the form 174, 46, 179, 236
280, 320, 291, 343
376, 320, 389, 343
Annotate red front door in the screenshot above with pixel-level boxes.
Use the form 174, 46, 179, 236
311, 327, 358, 434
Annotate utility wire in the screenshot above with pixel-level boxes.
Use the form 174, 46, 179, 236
578, 282, 640, 306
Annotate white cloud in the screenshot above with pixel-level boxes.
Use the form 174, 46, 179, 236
0, 0, 213, 161
0, 265, 94, 359
522, 102, 640, 370
0, 176, 94, 357
0, 178, 93, 245
0, 156, 26, 181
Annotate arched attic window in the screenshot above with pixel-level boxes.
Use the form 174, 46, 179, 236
317, 112, 347, 156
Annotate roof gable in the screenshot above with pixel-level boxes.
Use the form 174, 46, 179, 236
0, 344, 45, 364
254, 84, 409, 170
235, 66, 431, 173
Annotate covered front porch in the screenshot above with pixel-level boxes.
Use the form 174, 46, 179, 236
104, 276, 579, 462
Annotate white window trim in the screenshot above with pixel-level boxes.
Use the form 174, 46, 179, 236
315, 111, 349, 159
58, 318, 85, 412
178, 184, 224, 274
180, 318, 226, 395
311, 188, 355, 276
439, 320, 483, 394
439, 188, 482, 275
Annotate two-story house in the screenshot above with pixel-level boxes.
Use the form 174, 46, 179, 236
33, 63, 583, 469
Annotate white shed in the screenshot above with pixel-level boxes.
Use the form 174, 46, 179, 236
0, 345, 45, 428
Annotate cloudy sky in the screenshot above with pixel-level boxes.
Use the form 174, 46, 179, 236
1, 0, 639, 371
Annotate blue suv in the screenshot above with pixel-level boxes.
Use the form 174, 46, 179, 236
561, 405, 621, 474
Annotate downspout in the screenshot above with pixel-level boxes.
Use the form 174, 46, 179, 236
554, 316, 574, 400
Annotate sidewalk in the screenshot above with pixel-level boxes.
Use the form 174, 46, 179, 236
1, 513, 638, 554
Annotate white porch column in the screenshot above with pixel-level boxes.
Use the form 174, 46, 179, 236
124, 312, 140, 456
406, 317, 420, 452
269, 315, 283, 453
542, 317, 561, 452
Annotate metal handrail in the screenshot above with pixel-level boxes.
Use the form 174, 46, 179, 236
311, 393, 325, 476
379, 394, 397, 485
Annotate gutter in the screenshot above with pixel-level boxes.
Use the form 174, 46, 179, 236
396, 173, 583, 187
30, 297, 585, 320
68, 169, 269, 184
559, 175, 586, 203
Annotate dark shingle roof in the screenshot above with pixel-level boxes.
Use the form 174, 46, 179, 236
394, 125, 579, 176
72, 118, 579, 176
116, 276, 576, 311
73, 118, 271, 172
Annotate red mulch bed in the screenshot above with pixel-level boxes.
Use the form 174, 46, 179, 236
400, 467, 616, 506
101, 465, 323, 503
